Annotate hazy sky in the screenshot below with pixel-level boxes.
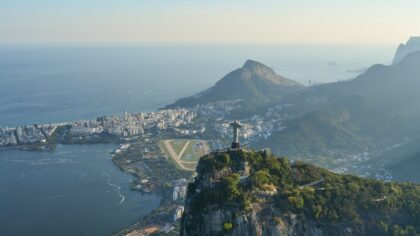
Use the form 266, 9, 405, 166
1, 0, 419, 45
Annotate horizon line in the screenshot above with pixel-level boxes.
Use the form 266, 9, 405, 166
0, 41, 399, 48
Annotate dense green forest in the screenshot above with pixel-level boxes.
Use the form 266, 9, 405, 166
186, 149, 420, 235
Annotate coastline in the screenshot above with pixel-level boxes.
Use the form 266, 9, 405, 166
110, 139, 194, 235
1, 108, 202, 235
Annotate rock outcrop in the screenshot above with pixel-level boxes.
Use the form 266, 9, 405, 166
180, 149, 420, 236
392, 36, 420, 64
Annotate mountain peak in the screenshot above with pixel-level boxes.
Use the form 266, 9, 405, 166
165, 60, 303, 110
392, 36, 420, 64
241, 59, 302, 87
243, 59, 269, 69
242, 59, 275, 76
408, 36, 420, 42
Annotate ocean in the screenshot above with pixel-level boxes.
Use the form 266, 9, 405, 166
0, 44, 395, 235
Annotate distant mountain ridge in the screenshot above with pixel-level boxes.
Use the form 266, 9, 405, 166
260, 51, 420, 181
178, 49, 420, 235
166, 60, 303, 112
169, 45, 420, 183
392, 36, 420, 64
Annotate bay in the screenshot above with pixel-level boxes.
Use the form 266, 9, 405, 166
0, 144, 161, 236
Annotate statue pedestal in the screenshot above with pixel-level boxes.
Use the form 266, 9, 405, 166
231, 142, 240, 149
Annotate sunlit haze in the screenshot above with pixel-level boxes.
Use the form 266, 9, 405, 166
2, 1, 420, 236
1, 0, 420, 45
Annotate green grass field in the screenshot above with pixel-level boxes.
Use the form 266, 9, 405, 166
160, 139, 209, 171
157, 140, 183, 170
179, 141, 206, 162
169, 140, 189, 155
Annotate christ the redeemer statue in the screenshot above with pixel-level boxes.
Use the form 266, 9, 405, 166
230, 120, 242, 149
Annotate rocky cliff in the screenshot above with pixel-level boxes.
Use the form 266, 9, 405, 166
181, 202, 324, 236
180, 149, 420, 236
392, 36, 420, 64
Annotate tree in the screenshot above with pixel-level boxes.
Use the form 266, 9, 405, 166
251, 169, 271, 188
223, 222, 233, 231
222, 173, 241, 201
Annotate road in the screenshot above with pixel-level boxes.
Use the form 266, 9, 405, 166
299, 177, 325, 189
163, 140, 196, 171
177, 140, 191, 160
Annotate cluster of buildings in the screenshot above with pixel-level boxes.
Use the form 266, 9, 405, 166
0, 127, 18, 146
174, 126, 206, 136
69, 120, 103, 136
214, 116, 278, 145
113, 143, 130, 154
16, 125, 48, 144
189, 99, 243, 118
0, 124, 59, 147
265, 103, 294, 119
70, 109, 197, 138
172, 178, 188, 222
0, 125, 51, 147
172, 178, 188, 201
182, 99, 293, 144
